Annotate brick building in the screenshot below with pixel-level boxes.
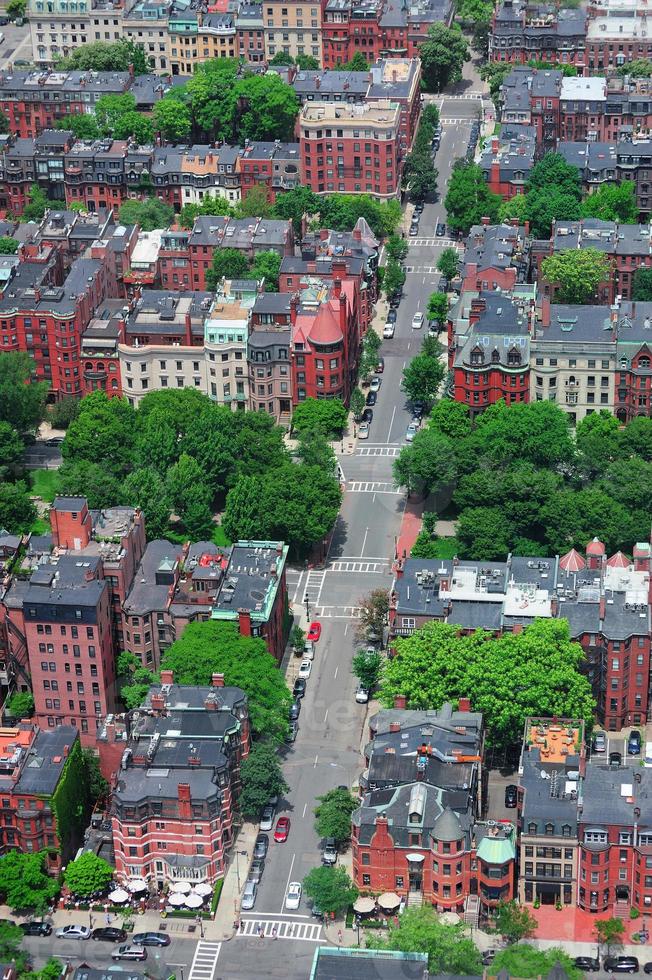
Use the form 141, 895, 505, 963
478, 127, 536, 199
489, 0, 587, 68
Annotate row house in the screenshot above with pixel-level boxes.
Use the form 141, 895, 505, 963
104, 673, 250, 885
27, 0, 94, 66
167, 11, 238, 77
238, 141, 301, 204
558, 140, 652, 217
299, 99, 402, 200
249, 291, 293, 424
236, 1, 266, 63
320, 0, 453, 70
204, 278, 258, 409
460, 221, 530, 294
352, 701, 516, 921
301, 219, 379, 317
264, 0, 323, 64
479, 128, 536, 200
389, 542, 652, 732
586, 0, 652, 73
489, 0, 587, 68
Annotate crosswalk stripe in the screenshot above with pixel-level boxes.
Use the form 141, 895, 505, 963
356, 446, 400, 457
188, 942, 221, 980
329, 559, 390, 573
236, 918, 323, 941
315, 605, 363, 618
348, 481, 400, 494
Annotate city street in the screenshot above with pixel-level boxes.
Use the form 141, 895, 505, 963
0, 20, 32, 68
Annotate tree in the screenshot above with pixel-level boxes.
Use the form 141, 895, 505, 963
238, 185, 273, 219
617, 58, 652, 77
595, 917, 626, 954
167, 452, 211, 513
401, 353, 445, 406
542, 248, 611, 304
468, 400, 575, 471
632, 267, 652, 300
153, 96, 193, 143
49, 396, 80, 430
355, 588, 389, 646
0, 482, 36, 534
22, 187, 50, 223
296, 54, 320, 69
6, 691, 34, 718
59, 39, 149, 74
350, 388, 366, 421
494, 901, 538, 942
239, 740, 289, 819
492, 945, 581, 980
445, 161, 501, 235
427, 292, 449, 327
121, 467, 171, 539
429, 399, 472, 441
410, 529, 440, 558
314, 788, 358, 845
269, 51, 295, 66
118, 198, 174, 232
161, 621, 292, 742
419, 23, 469, 92
383, 257, 406, 298
58, 460, 121, 511
120, 664, 156, 710
0, 422, 24, 477
56, 113, 100, 140
290, 625, 305, 653
236, 74, 300, 142
381, 619, 595, 750
206, 247, 250, 290
272, 186, 320, 236
402, 150, 439, 202
378, 907, 483, 974
386, 235, 408, 262
113, 111, 154, 144
0, 356, 48, 437
528, 153, 582, 198
342, 52, 369, 70
292, 398, 348, 438
295, 431, 337, 474
620, 415, 652, 460
393, 427, 456, 498
581, 181, 638, 222
95, 93, 137, 135
0, 851, 59, 913
251, 250, 281, 290
498, 192, 528, 224
437, 247, 459, 282
303, 866, 358, 915
179, 194, 233, 229
525, 186, 582, 239
6, 0, 26, 17
351, 650, 383, 691
576, 409, 621, 475
64, 853, 114, 897
0, 237, 18, 254
255, 464, 342, 556
456, 506, 512, 560
480, 62, 513, 105
63, 391, 136, 475
82, 748, 109, 803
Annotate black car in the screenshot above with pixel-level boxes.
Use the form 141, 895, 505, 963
389, 296, 401, 309
293, 678, 306, 699
92, 927, 128, 943
413, 202, 424, 215
574, 958, 600, 972
366, 391, 377, 406
253, 833, 269, 859
504, 784, 518, 808
132, 933, 171, 947
436, 223, 446, 237
248, 857, 265, 883
604, 957, 640, 974
289, 700, 301, 721
643, 965, 652, 974
361, 408, 373, 424
629, 730, 642, 755
285, 720, 299, 743
20, 922, 52, 937
387, 309, 397, 323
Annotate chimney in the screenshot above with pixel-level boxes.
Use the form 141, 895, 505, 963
204, 695, 217, 711
394, 694, 407, 710
320, 228, 329, 241
389, 722, 401, 732
510, 217, 520, 227
289, 292, 298, 326
188, 752, 201, 766
104, 721, 116, 744
212, 673, 225, 687
63, 743, 70, 757
160, 669, 174, 686
599, 596, 606, 621
238, 608, 252, 637
491, 137, 499, 154
458, 697, 471, 712
315, 76, 321, 90
151, 693, 165, 711
333, 277, 342, 298
185, 311, 193, 346
551, 596, 559, 616
481, 216, 491, 226
177, 782, 191, 817
352, 228, 362, 242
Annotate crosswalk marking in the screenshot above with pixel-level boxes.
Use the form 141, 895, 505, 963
348, 481, 400, 494
356, 446, 401, 457
315, 605, 362, 619
236, 918, 323, 942
188, 941, 221, 980
303, 569, 325, 606
329, 560, 390, 573
408, 238, 459, 248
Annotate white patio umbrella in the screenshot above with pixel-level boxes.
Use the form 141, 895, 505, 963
168, 892, 186, 906
170, 880, 192, 894
193, 883, 212, 897
184, 893, 203, 909
128, 878, 148, 893
108, 888, 129, 903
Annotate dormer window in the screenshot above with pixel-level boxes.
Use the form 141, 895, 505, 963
470, 346, 484, 366
507, 347, 521, 366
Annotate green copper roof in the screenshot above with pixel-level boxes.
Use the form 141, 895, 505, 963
476, 833, 515, 865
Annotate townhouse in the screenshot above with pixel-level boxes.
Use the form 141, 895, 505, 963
264, 0, 323, 64
489, 0, 587, 69
586, 0, 652, 73
478, 127, 537, 200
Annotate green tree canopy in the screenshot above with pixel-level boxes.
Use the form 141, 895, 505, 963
0, 237, 19, 254
386, 235, 408, 262
401, 353, 445, 406
55, 113, 100, 140
342, 52, 369, 70
239, 739, 289, 818
494, 900, 538, 942
272, 186, 320, 236
445, 161, 502, 235
59, 39, 149, 74
393, 428, 457, 497
291, 398, 348, 438
377, 907, 483, 974
616, 58, 652, 77
456, 506, 512, 560
49, 396, 81, 430
64, 852, 114, 897
314, 788, 358, 844
154, 95, 192, 143
161, 621, 292, 743
250, 250, 281, 290
58, 459, 121, 511
95, 93, 138, 135
437, 247, 459, 282
121, 466, 172, 540
118, 198, 175, 232
492, 946, 581, 980
427, 292, 449, 325
355, 588, 389, 646
0, 851, 59, 913
113, 111, 154, 144
0, 482, 36, 534
429, 399, 473, 441
419, 23, 469, 92
632, 267, 652, 300
384, 257, 406, 298
595, 917, 626, 953
528, 152, 582, 198
303, 866, 358, 914
206, 247, 250, 290
580, 181, 638, 222
237, 185, 273, 219
62, 391, 136, 476
179, 194, 233, 229
381, 619, 595, 750
402, 149, 439, 202
351, 650, 383, 691
236, 74, 299, 142
6, 691, 34, 719
541, 248, 612, 304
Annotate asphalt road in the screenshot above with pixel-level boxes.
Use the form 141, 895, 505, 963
212, 94, 476, 980
22, 931, 199, 978
0, 19, 32, 68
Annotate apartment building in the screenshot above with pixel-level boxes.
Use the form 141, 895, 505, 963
167, 11, 238, 76
105, 673, 250, 885
489, 0, 587, 68
299, 99, 402, 199
264, 0, 322, 65
121, 0, 172, 71
478, 127, 536, 199
236, 2, 265, 63
28, 0, 92, 65
586, 0, 652, 72
204, 279, 255, 409
460, 221, 530, 294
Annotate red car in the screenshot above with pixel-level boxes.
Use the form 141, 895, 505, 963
307, 622, 321, 642
274, 816, 291, 842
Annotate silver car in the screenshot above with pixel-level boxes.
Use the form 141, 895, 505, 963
241, 879, 257, 910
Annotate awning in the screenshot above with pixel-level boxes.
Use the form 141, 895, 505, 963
193, 883, 213, 897
168, 892, 186, 906
184, 893, 203, 908
108, 889, 129, 903
170, 880, 192, 894
353, 896, 376, 914
377, 892, 401, 910
128, 879, 148, 893
406, 853, 425, 863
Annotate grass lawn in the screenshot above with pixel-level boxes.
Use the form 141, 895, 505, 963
166, 523, 231, 547
29, 516, 51, 535
431, 536, 459, 559
29, 469, 60, 502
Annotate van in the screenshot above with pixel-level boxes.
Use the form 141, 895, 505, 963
644, 741, 652, 768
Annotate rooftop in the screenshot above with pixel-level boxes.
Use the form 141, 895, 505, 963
13, 726, 78, 796
310, 947, 429, 980
300, 99, 400, 128
212, 541, 288, 623
561, 76, 606, 102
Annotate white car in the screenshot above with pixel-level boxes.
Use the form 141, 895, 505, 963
412, 312, 424, 330
383, 323, 395, 339
260, 803, 275, 831
355, 686, 370, 704
298, 659, 312, 679
405, 421, 419, 442
370, 377, 381, 393
285, 881, 302, 910
303, 640, 315, 661
55, 925, 91, 941
358, 421, 370, 440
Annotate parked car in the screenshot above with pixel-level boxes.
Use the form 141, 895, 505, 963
285, 720, 299, 743
20, 922, 52, 937
285, 881, 302, 910
248, 857, 265, 883
253, 833, 269, 859
642, 964, 652, 974
361, 408, 373, 424
604, 957, 640, 974
260, 804, 275, 831
289, 700, 301, 721
45, 437, 64, 446
504, 784, 518, 808
298, 659, 312, 680
112, 945, 147, 962
376, 357, 385, 373
92, 928, 127, 942
56, 925, 91, 941
386, 309, 397, 324
274, 816, 291, 842
307, 622, 321, 642
405, 421, 419, 443
366, 391, 377, 406
302, 640, 315, 660
629, 730, 642, 755
610, 751, 622, 766
574, 958, 600, 972
370, 377, 381, 393
411, 312, 424, 330
355, 685, 369, 703
0, 17, 8, 25
322, 837, 338, 865
413, 201, 424, 215
383, 324, 395, 339
409, 224, 419, 237
482, 951, 498, 966
389, 295, 401, 308
358, 422, 370, 440
436, 222, 446, 237
241, 880, 257, 911
131, 933, 171, 947
293, 677, 306, 700
593, 732, 607, 753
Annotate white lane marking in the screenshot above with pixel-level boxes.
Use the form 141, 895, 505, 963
387, 404, 396, 443
236, 919, 322, 941
187, 942, 221, 980
280, 853, 296, 915
361, 527, 369, 554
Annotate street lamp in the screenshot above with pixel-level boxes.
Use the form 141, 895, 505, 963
196, 914, 204, 939
304, 594, 310, 621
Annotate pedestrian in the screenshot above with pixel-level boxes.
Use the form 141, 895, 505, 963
271, 926, 277, 941
105, 912, 111, 925
337, 928, 343, 944
259, 925, 265, 940
240, 920, 245, 932
233, 919, 239, 932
